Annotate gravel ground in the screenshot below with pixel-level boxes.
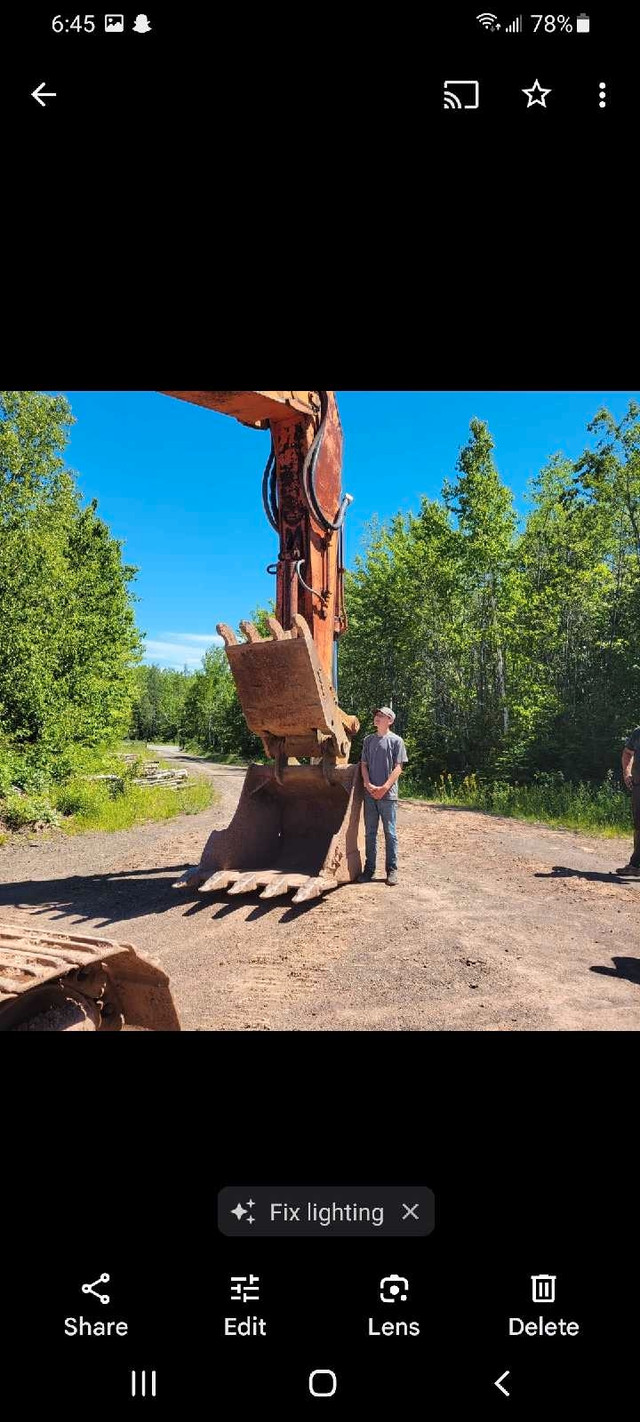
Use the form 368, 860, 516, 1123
1, 746, 639, 1031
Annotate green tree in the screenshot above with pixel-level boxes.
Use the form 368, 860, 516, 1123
442, 418, 517, 758
0, 390, 141, 757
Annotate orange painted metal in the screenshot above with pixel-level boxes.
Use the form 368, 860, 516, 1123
159, 391, 363, 902
161, 390, 319, 427
160, 390, 346, 682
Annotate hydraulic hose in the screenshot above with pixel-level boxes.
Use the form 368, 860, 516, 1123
261, 436, 279, 532
302, 390, 353, 532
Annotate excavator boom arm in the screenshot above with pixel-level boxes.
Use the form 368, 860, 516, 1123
159, 389, 365, 905
159, 390, 348, 682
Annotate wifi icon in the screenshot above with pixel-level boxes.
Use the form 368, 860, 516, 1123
476, 11, 499, 27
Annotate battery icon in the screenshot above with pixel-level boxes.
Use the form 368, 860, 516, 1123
576, 12, 590, 30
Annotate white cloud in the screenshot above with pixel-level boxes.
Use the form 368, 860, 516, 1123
142, 633, 223, 669
164, 633, 224, 646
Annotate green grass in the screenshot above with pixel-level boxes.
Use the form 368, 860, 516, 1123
0, 740, 216, 838
400, 771, 634, 838
53, 776, 214, 834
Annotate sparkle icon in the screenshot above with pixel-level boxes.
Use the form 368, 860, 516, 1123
231, 1198, 256, 1223
522, 79, 552, 107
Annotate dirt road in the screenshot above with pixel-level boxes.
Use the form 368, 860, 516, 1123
1, 747, 638, 1030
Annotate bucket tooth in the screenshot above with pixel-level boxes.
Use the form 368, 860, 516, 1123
227, 872, 261, 895
291, 612, 313, 645
291, 876, 337, 904
259, 875, 292, 899
173, 867, 207, 889
239, 620, 263, 643
181, 763, 364, 907
216, 623, 238, 646
266, 616, 292, 641
200, 870, 239, 893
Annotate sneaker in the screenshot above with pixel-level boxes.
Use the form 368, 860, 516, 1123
614, 862, 640, 876
358, 866, 375, 882
386, 869, 398, 886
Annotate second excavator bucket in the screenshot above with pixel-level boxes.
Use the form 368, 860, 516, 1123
216, 614, 358, 762
175, 762, 364, 904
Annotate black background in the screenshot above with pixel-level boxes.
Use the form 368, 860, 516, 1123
4, 1054, 635, 1417
3, 4, 635, 136
2, 10, 637, 1417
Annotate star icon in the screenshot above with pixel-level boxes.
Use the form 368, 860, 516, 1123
522, 79, 551, 107
231, 1203, 248, 1220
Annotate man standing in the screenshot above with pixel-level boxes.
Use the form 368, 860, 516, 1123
616, 727, 640, 877
358, 707, 408, 886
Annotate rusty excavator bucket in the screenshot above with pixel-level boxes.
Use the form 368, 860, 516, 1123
0, 923, 181, 1031
175, 614, 365, 904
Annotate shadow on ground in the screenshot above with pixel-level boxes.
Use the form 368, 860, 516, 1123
0, 866, 335, 929
535, 866, 637, 885
591, 957, 640, 986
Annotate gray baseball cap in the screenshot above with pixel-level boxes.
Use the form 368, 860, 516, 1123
374, 706, 395, 723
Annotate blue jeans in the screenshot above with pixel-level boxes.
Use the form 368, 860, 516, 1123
363, 794, 398, 872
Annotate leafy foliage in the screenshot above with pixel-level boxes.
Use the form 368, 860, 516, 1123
0, 391, 141, 757
130, 610, 271, 761
3, 393, 638, 844
339, 410, 640, 785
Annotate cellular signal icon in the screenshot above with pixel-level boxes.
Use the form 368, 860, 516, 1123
476, 12, 499, 28
506, 14, 522, 30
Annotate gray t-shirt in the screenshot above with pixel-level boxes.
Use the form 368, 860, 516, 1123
624, 727, 640, 783
361, 731, 408, 800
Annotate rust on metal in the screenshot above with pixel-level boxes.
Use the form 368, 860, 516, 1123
159, 391, 346, 682
239, 621, 263, 643
160, 391, 319, 428
160, 391, 363, 902
266, 616, 291, 641
216, 613, 358, 763
0, 924, 180, 1031
174, 762, 364, 903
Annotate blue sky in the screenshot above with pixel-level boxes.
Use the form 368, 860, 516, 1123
53, 391, 638, 669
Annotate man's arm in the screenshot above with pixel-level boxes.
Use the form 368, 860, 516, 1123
361, 762, 373, 791
360, 743, 373, 792
622, 748, 634, 788
380, 738, 409, 795
361, 741, 388, 799
383, 764, 404, 794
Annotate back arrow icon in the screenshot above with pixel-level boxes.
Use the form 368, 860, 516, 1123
32, 83, 57, 107
494, 1370, 510, 1397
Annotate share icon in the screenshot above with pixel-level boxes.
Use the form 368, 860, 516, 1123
81, 1272, 110, 1305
